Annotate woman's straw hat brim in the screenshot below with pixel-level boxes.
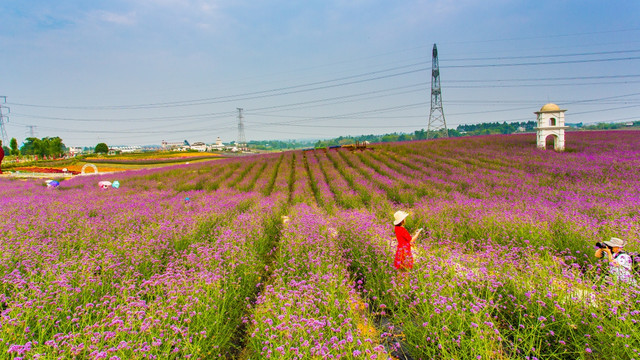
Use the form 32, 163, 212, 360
604, 237, 626, 248
393, 211, 409, 225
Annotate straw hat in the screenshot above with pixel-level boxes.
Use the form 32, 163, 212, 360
393, 211, 409, 226
604, 237, 626, 248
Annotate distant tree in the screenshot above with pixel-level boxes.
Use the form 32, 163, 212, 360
10, 138, 19, 155
413, 129, 427, 140
21, 137, 44, 156
338, 138, 354, 146
19, 137, 66, 157
247, 139, 316, 150
95, 143, 109, 154
381, 134, 399, 142
20, 137, 38, 155
46, 137, 66, 157
313, 120, 543, 148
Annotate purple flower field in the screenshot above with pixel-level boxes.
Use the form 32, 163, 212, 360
1, 131, 639, 359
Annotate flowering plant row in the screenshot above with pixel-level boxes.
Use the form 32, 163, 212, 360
1, 131, 639, 359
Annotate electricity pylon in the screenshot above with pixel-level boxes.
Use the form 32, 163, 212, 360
237, 108, 247, 151
0, 97, 9, 145
427, 44, 448, 138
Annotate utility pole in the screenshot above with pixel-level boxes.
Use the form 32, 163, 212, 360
0, 96, 9, 145
27, 125, 37, 138
427, 44, 448, 139
237, 108, 246, 151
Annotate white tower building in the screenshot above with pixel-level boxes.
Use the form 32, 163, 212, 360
535, 103, 568, 151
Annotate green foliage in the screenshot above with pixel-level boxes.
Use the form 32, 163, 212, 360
19, 136, 66, 157
247, 139, 316, 150
10, 138, 19, 155
582, 120, 640, 130
314, 121, 538, 148
456, 120, 537, 135
94, 142, 109, 154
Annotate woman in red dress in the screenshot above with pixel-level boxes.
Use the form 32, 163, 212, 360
393, 211, 422, 271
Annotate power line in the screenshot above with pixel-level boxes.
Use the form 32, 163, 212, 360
445, 80, 640, 88
13, 75, 638, 124
247, 102, 429, 128
12, 84, 428, 123
442, 56, 640, 69
5, 41, 640, 143
443, 49, 640, 62
8, 54, 640, 111
444, 27, 640, 45
8, 62, 429, 110
569, 104, 640, 115
11, 88, 639, 138
445, 74, 640, 83
10, 110, 236, 123
243, 91, 640, 126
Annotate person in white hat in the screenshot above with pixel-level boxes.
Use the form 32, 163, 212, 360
595, 237, 635, 284
393, 211, 422, 272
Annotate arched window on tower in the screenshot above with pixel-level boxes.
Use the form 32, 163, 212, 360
549, 118, 556, 126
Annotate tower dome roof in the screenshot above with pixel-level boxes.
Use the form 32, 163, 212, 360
540, 103, 560, 112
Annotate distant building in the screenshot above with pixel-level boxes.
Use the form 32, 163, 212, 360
162, 140, 189, 150
210, 137, 227, 151
111, 145, 142, 153
68, 147, 83, 156
535, 103, 568, 151
190, 142, 207, 152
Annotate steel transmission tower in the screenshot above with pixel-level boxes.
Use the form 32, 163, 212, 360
427, 44, 448, 138
236, 108, 247, 151
27, 125, 37, 138
0, 97, 9, 145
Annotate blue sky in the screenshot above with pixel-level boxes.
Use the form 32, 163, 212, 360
1, 0, 639, 147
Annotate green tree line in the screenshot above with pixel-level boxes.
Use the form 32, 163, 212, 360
247, 139, 316, 150
315, 121, 538, 148
582, 121, 640, 130
6, 137, 68, 158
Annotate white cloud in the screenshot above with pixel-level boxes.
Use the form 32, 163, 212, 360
134, 0, 221, 14
123, 0, 227, 32
198, 1, 219, 14
95, 10, 137, 25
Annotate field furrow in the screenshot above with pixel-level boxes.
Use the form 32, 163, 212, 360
1, 130, 639, 359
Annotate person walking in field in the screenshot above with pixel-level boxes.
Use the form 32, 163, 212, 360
393, 211, 422, 272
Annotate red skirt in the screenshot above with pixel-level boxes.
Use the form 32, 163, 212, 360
394, 246, 413, 270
